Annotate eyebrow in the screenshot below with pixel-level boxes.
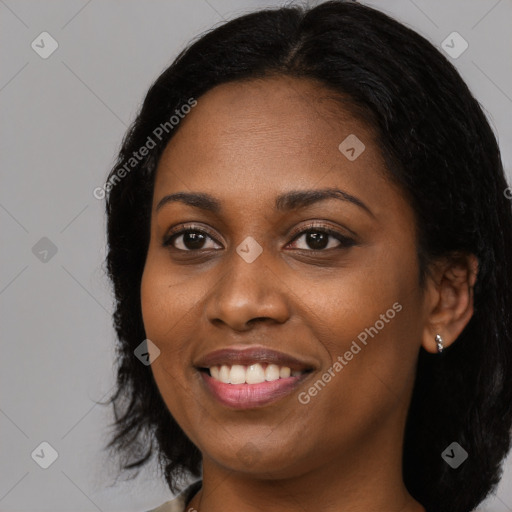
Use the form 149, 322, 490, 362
155, 187, 375, 218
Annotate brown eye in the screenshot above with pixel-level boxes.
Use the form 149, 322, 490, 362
163, 226, 222, 252
288, 226, 356, 252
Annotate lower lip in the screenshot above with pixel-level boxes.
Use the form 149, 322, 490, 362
199, 371, 310, 409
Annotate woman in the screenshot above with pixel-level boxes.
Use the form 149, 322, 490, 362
102, 1, 512, 511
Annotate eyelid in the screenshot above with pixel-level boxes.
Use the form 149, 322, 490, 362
165, 222, 214, 237
162, 221, 356, 250
287, 221, 356, 243
162, 223, 220, 246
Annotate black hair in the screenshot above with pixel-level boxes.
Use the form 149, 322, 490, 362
102, 2, 512, 511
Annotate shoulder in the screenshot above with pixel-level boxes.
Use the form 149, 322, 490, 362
145, 480, 202, 512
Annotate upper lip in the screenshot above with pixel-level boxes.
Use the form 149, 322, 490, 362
194, 346, 316, 372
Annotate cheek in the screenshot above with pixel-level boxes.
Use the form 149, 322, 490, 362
140, 264, 168, 344
304, 245, 423, 411
140, 251, 221, 377
140, 252, 200, 341
306, 246, 418, 345
140, 257, 205, 435
140, 256, 194, 391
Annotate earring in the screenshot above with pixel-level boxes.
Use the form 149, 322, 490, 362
435, 334, 444, 353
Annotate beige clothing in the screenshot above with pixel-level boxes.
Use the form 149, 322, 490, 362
147, 480, 202, 512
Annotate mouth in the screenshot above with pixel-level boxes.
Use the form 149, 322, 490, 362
196, 363, 314, 409
199, 363, 312, 384
194, 345, 316, 409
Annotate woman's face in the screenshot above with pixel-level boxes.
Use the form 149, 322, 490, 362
141, 75, 431, 479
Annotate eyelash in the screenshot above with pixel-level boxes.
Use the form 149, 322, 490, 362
162, 222, 356, 253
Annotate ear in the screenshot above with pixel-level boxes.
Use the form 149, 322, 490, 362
421, 253, 478, 353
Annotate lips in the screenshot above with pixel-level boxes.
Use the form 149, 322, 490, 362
193, 345, 317, 408
194, 345, 316, 373
199, 371, 312, 409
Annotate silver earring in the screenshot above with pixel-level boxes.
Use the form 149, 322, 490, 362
435, 334, 444, 353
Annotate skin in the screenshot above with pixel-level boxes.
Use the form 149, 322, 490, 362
140, 75, 477, 512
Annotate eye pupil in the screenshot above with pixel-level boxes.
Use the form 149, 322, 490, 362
183, 231, 206, 250
306, 231, 329, 250
166, 226, 350, 253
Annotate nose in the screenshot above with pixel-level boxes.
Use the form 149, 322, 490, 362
204, 243, 290, 332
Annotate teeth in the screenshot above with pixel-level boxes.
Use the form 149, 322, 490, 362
219, 364, 230, 383
246, 363, 266, 384
265, 364, 280, 382
208, 363, 304, 384
230, 364, 246, 384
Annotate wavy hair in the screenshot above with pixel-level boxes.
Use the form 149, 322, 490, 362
102, 2, 512, 511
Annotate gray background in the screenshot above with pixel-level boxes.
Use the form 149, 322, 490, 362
1, 0, 511, 511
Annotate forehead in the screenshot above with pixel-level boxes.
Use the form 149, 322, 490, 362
153, 75, 397, 218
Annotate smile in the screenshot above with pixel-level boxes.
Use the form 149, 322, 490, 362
198, 364, 313, 409
207, 363, 305, 384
